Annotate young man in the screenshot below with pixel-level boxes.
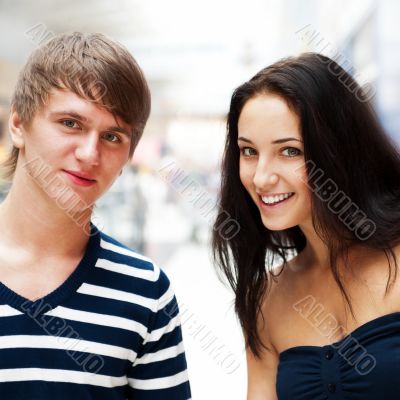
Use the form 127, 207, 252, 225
0, 32, 191, 399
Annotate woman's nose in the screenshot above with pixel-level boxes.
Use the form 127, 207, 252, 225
253, 161, 279, 189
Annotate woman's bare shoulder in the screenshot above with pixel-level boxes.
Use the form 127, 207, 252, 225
266, 255, 301, 299
262, 253, 308, 333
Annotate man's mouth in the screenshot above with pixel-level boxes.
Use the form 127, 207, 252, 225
63, 170, 97, 186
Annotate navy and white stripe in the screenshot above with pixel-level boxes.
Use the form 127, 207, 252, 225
0, 225, 191, 399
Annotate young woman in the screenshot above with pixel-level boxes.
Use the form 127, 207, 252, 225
212, 53, 400, 399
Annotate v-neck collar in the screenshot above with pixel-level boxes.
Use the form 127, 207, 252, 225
0, 223, 100, 317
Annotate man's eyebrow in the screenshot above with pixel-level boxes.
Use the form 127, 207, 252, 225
50, 110, 132, 137
109, 126, 132, 137
237, 136, 302, 144
50, 110, 88, 122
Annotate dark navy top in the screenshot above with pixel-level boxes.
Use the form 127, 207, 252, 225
0, 225, 191, 399
277, 312, 400, 399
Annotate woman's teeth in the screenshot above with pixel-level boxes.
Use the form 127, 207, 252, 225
261, 192, 294, 205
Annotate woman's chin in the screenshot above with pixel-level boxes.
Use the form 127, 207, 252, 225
261, 217, 296, 231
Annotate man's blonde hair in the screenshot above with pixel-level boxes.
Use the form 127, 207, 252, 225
3, 32, 151, 178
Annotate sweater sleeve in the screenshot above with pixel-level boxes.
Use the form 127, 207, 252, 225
126, 268, 191, 400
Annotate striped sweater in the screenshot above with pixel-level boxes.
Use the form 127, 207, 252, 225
0, 224, 191, 399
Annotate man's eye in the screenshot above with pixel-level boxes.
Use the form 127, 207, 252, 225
103, 132, 120, 143
240, 147, 257, 156
62, 119, 79, 129
282, 147, 302, 157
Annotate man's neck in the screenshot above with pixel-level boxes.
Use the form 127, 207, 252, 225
0, 173, 93, 260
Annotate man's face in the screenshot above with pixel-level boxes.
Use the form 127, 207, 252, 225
13, 88, 133, 213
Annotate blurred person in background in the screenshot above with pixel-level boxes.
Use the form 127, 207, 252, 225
213, 53, 400, 399
0, 32, 190, 400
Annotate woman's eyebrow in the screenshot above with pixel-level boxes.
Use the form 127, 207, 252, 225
238, 136, 303, 144
237, 136, 253, 143
271, 137, 303, 144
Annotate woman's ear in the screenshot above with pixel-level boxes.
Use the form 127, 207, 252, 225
8, 106, 26, 149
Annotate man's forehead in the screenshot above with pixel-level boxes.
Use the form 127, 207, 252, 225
44, 88, 132, 136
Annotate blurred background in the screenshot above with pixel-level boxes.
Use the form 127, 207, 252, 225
0, 0, 399, 398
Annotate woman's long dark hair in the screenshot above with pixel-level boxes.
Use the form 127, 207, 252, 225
212, 52, 400, 357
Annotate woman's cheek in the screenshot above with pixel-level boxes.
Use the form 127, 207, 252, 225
239, 166, 253, 191
292, 162, 308, 186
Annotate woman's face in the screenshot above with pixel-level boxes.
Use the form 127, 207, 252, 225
238, 93, 311, 231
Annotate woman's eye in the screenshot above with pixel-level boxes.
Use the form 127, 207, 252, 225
240, 147, 257, 156
62, 119, 79, 129
103, 132, 120, 143
282, 147, 302, 157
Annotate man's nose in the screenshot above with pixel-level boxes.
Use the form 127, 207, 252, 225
75, 132, 100, 166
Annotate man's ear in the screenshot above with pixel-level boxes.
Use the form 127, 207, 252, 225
8, 106, 26, 149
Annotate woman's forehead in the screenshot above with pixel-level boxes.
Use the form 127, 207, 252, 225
238, 94, 301, 143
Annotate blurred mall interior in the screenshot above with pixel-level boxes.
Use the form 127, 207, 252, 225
0, 0, 399, 398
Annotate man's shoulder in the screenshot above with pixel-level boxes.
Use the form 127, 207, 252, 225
96, 230, 171, 297
98, 230, 156, 269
